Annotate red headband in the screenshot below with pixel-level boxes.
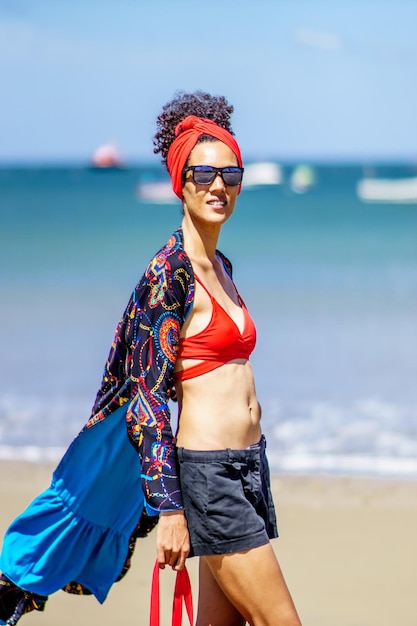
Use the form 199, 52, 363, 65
167, 115, 242, 199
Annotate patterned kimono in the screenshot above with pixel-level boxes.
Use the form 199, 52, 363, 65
0, 228, 232, 623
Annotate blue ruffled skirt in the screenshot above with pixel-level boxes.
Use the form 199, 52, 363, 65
0, 406, 147, 603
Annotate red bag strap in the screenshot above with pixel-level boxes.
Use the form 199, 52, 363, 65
172, 565, 193, 626
150, 560, 193, 626
150, 561, 160, 626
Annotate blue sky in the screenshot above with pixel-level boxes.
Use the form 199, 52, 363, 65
1, 0, 416, 163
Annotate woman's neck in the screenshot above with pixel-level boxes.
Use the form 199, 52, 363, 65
181, 216, 220, 265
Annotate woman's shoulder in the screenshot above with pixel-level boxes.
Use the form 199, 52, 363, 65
146, 228, 193, 276
216, 249, 233, 277
133, 228, 195, 312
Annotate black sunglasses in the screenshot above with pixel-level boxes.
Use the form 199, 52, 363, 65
183, 165, 244, 186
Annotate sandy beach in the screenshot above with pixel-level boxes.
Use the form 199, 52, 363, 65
1, 461, 416, 626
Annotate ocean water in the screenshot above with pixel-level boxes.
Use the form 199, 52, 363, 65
1, 163, 417, 478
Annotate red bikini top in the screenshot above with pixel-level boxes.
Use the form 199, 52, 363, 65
174, 275, 256, 381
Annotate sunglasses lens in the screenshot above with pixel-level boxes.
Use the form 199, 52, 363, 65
222, 168, 243, 185
192, 167, 216, 185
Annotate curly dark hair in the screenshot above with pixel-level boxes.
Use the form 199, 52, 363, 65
153, 90, 235, 169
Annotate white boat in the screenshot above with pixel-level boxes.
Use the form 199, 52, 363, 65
357, 177, 417, 203
242, 162, 282, 188
136, 180, 177, 203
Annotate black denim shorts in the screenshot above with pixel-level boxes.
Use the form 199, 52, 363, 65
176, 435, 278, 557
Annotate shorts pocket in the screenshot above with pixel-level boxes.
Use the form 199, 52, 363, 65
178, 461, 209, 516
237, 459, 261, 507
205, 462, 250, 543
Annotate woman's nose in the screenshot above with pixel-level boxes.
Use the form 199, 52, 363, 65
209, 171, 225, 190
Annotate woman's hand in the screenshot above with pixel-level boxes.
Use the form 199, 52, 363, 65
156, 510, 190, 571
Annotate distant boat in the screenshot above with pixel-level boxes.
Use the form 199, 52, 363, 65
91, 143, 123, 169
290, 165, 316, 194
136, 180, 177, 204
357, 177, 417, 203
242, 162, 282, 188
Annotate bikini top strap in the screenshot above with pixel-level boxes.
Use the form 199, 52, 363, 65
194, 272, 246, 308
194, 273, 213, 299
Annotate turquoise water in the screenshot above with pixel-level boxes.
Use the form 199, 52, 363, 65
1, 163, 417, 476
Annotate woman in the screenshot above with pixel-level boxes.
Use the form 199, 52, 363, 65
0, 92, 301, 626
153, 92, 301, 626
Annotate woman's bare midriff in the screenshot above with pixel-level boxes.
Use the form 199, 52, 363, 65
174, 358, 262, 450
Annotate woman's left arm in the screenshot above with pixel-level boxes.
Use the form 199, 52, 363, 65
126, 246, 193, 515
